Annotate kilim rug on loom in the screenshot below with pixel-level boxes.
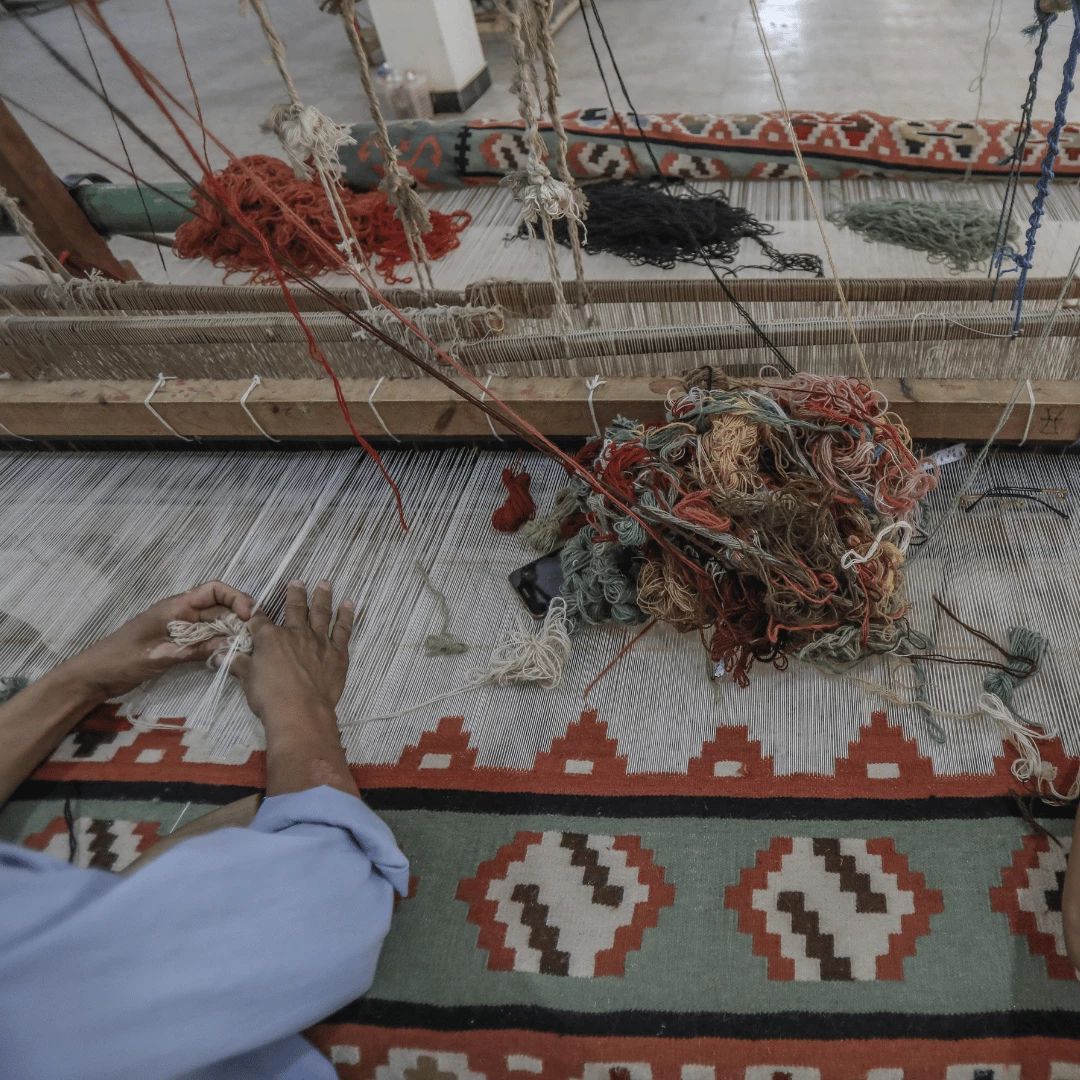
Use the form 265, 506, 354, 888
4, 699, 1080, 1079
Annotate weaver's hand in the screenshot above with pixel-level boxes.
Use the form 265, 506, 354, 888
228, 580, 355, 727
60, 581, 255, 699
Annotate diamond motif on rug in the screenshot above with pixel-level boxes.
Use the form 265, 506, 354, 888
725, 836, 943, 981
990, 834, 1077, 980
457, 830, 674, 977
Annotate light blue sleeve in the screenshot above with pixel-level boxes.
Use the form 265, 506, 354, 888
0, 786, 408, 1080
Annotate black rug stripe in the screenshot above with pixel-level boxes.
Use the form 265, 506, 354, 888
329, 1000, 1080, 1039
10, 779, 1075, 820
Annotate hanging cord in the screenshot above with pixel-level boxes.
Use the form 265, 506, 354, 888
1001, 0, 1080, 334
0, 184, 72, 280
965, 0, 1005, 182
366, 375, 401, 442
990, 1, 1058, 295
578, 0, 798, 376
70, 1, 169, 279
319, 0, 435, 296
246, 0, 377, 296
494, 0, 583, 331
747, 0, 872, 385
528, 0, 589, 314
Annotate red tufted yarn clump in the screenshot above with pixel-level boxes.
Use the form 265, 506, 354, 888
492, 467, 536, 533
174, 154, 470, 285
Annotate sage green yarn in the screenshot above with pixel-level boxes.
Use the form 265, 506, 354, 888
0, 675, 27, 703
560, 526, 642, 630
984, 625, 1048, 708
827, 199, 1015, 273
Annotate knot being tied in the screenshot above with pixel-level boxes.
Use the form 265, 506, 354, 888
168, 613, 252, 655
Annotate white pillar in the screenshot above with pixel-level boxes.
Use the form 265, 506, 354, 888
368, 0, 490, 113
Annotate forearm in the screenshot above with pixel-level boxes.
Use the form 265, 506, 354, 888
261, 702, 359, 799
0, 664, 108, 804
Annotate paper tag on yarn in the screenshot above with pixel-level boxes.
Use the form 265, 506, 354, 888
924, 442, 966, 470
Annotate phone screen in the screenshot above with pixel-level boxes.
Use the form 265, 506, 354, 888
508, 551, 565, 618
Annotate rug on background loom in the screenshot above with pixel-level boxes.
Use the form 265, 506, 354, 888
342, 109, 1080, 189
2, 448, 1080, 1077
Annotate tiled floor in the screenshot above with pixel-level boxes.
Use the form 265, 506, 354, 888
1, 0, 1077, 180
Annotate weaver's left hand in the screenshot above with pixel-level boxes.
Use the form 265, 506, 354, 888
59, 580, 255, 699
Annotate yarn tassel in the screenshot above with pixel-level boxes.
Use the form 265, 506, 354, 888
492, 467, 536, 533
526, 178, 823, 275
520, 486, 578, 554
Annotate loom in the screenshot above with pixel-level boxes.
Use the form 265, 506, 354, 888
0, 0, 1077, 795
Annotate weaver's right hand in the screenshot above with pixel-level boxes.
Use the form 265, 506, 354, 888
226, 579, 355, 727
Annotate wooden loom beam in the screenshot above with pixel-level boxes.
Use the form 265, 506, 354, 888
0, 377, 1076, 443
0, 101, 136, 282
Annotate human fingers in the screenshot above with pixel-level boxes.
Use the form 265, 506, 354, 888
309, 580, 333, 636
247, 611, 274, 639
186, 581, 255, 621
195, 604, 237, 624
283, 580, 309, 630
330, 599, 356, 648
222, 652, 251, 682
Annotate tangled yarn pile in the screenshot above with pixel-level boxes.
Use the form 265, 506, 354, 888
827, 199, 1014, 274
528, 179, 824, 275
174, 154, 470, 285
553, 372, 938, 685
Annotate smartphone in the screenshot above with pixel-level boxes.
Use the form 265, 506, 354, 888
508, 551, 564, 618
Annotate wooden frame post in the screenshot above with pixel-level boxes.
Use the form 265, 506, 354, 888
0, 100, 137, 281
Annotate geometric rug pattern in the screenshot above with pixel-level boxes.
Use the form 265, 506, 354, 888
5, 703, 1080, 1078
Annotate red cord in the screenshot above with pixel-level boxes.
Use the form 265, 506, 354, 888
491, 468, 535, 532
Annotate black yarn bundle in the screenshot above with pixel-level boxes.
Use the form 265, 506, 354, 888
521, 179, 823, 275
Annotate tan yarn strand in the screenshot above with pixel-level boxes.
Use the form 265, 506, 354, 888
747, 0, 872, 385
494, 0, 574, 330
0, 185, 72, 282
529, 0, 588, 307
323, 0, 436, 295
247, 0, 379, 295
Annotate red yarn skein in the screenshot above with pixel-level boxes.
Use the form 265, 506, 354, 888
174, 154, 470, 285
492, 468, 535, 533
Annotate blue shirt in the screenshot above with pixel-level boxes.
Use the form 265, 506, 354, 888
0, 786, 409, 1080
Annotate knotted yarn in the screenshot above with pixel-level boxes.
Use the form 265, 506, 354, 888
168, 613, 253, 656
414, 559, 468, 656
0, 675, 29, 703
828, 199, 1014, 274
491, 466, 536, 533
520, 486, 579, 554
983, 624, 1048, 706
266, 102, 353, 183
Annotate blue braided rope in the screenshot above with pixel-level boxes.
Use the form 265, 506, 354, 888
1008, 0, 1080, 334
989, 2, 1055, 290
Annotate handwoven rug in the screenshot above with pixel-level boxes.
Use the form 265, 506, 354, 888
4, 707, 1079, 1077
1, 444, 1079, 1076
342, 109, 1080, 190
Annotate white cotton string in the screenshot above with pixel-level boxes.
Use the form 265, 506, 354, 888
240, 375, 281, 442
908, 310, 1017, 342
0, 419, 31, 443
586, 375, 606, 439
979, 691, 1079, 802
340, 596, 573, 727
839, 520, 913, 569
0, 184, 72, 282
1020, 378, 1036, 446
367, 376, 400, 442
167, 613, 253, 657
144, 374, 193, 442
747, 0, 872, 384
481, 374, 504, 441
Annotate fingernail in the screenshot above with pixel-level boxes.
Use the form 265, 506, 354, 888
317, 579, 331, 588
342, 599, 355, 610
289, 579, 305, 588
